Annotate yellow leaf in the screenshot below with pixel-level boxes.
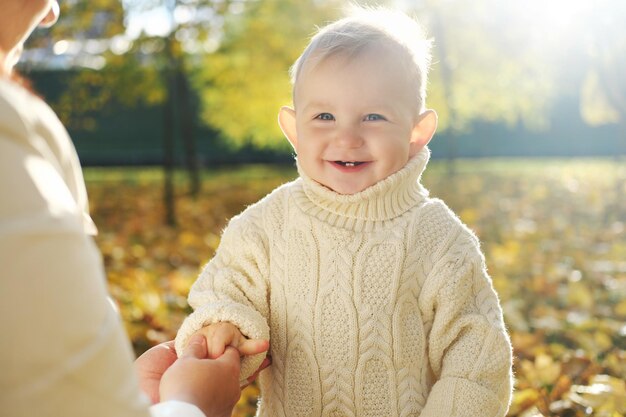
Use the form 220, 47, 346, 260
535, 354, 562, 386
615, 298, 626, 317
509, 388, 540, 415
593, 331, 614, 352
566, 281, 594, 310
568, 375, 626, 414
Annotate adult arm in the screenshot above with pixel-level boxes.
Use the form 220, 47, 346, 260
0, 133, 152, 417
0, 83, 220, 417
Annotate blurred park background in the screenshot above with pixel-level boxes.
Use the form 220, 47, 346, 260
21, 0, 626, 416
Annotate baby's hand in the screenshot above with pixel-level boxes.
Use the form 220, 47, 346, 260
194, 322, 269, 359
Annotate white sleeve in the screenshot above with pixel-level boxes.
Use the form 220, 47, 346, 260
0, 106, 151, 417
150, 401, 206, 417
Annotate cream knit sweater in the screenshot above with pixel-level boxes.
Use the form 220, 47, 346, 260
175, 148, 513, 417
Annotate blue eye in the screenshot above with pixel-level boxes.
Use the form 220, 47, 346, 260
364, 114, 386, 121
315, 113, 335, 121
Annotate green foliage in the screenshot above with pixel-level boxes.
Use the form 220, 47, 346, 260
53, 56, 165, 131
47, 0, 125, 40
412, 0, 556, 132
35, 0, 232, 131
51, 54, 167, 131
86, 159, 626, 417
33, 0, 167, 129
194, 0, 342, 148
408, 0, 626, 139
27, 0, 626, 151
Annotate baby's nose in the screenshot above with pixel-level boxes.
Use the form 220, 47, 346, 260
335, 126, 364, 148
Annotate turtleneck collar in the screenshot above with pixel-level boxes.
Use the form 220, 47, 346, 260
292, 147, 430, 231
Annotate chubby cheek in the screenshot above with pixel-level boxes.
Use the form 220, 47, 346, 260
390, 159, 410, 177
297, 138, 324, 163
379, 145, 411, 176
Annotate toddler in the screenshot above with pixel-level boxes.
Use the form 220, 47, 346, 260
175, 7, 513, 417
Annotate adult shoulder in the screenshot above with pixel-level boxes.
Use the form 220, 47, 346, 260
0, 78, 96, 235
0, 78, 65, 147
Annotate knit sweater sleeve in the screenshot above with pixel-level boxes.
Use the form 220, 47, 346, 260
419, 225, 512, 417
174, 207, 271, 383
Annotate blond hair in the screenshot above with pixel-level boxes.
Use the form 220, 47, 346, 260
290, 6, 433, 112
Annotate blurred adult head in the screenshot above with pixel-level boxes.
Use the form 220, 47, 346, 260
0, 0, 59, 75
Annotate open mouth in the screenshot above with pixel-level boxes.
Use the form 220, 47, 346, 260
334, 161, 365, 167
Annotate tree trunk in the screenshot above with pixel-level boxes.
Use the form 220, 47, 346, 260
176, 67, 200, 197
162, 37, 177, 226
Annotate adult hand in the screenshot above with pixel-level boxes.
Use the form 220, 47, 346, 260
160, 334, 242, 417
134, 340, 178, 404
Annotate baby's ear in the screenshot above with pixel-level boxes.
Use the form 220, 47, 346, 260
278, 106, 298, 150
409, 110, 438, 157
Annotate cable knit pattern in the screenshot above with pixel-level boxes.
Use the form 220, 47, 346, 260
175, 147, 513, 416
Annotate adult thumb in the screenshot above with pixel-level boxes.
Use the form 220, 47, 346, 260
218, 346, 242, 371
181, 334, 208, 359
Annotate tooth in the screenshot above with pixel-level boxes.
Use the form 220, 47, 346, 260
345, 162, 355, 167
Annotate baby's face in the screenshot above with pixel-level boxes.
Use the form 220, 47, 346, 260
290, 46, 422, 195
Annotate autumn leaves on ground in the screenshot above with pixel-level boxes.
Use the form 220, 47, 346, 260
84, 159, 626, 417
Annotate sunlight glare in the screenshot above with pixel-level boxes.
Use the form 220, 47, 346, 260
126, 6, 172, 38
523, 0, 592, 35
